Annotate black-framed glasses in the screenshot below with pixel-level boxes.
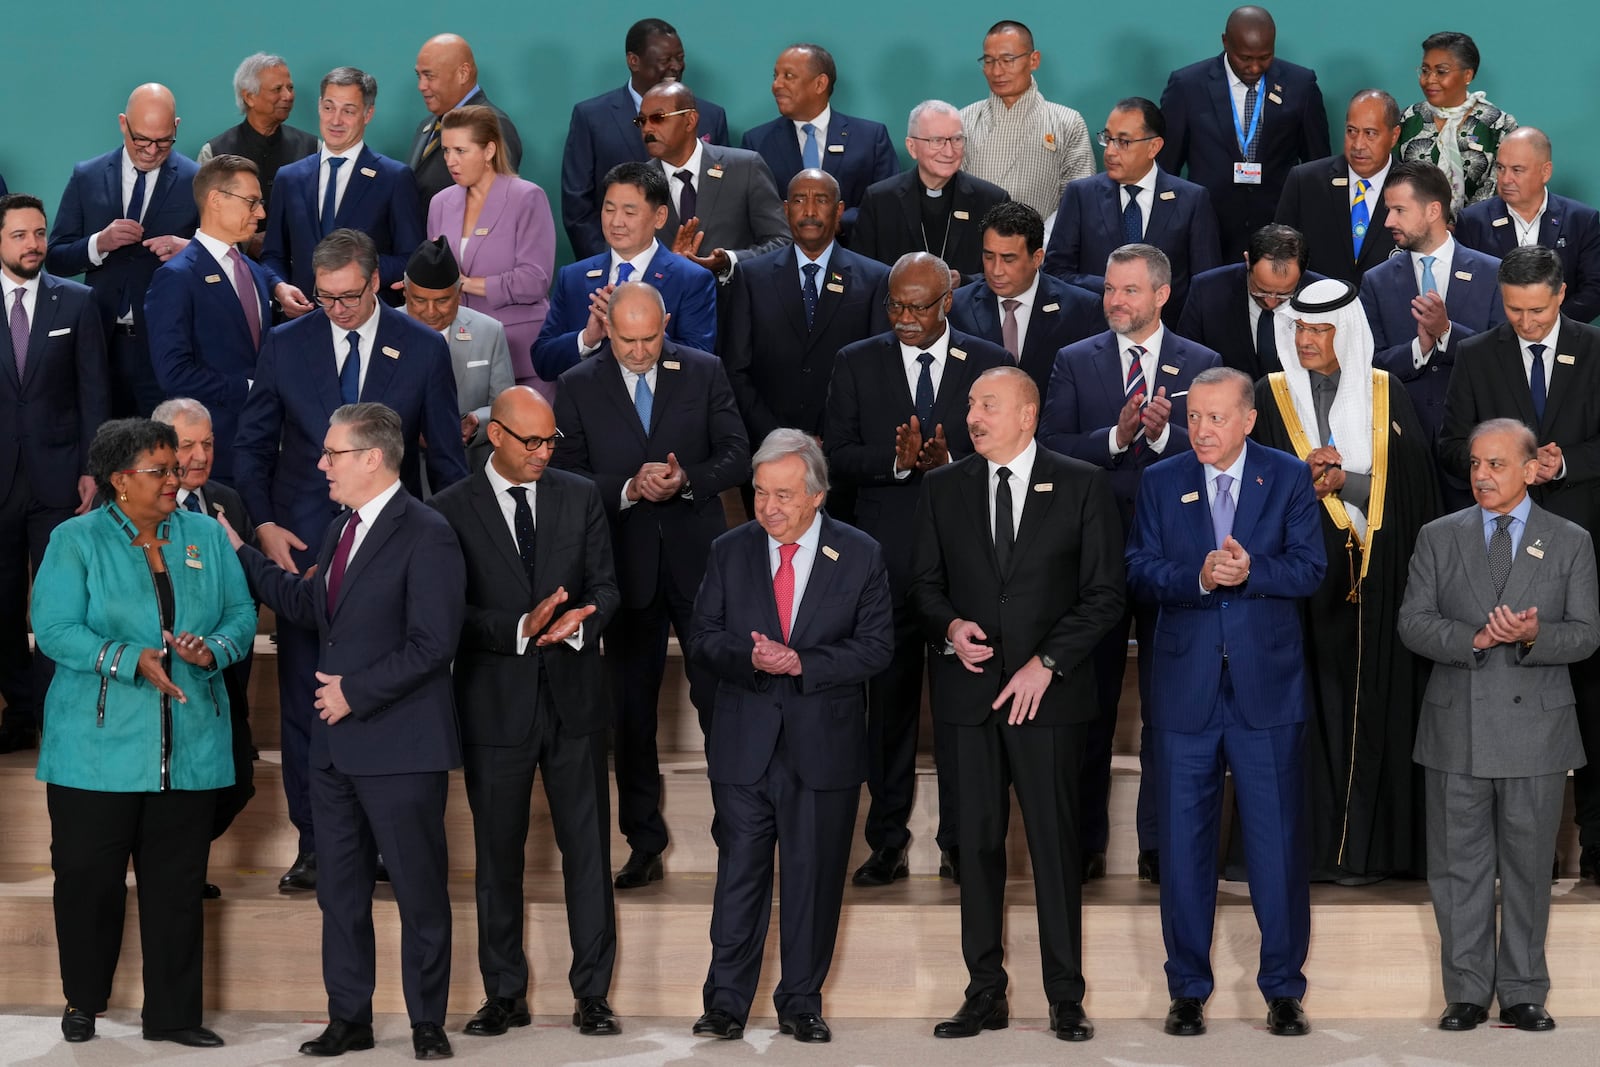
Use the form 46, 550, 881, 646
491, 420, 563, 452
977, 52, 1030, 70
1097, 131, 1160, 151
215, 187, 266, 212
907, 134, 966, 151
632, 107, 696, 128
885, 290, 951, 316
118, 466, 184, 479
313, 282, 372, 310
128, 130, 177, 150
320, 446, 375, 461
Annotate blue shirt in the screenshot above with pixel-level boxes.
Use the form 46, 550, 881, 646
1480, 493, 1533, 555
794, 241, 836, 290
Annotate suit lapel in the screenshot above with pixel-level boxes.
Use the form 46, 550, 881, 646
17, 277, 64, 392
771, 122, 805, 183
694, 145, 725, 226
102, 154, 123, 218
773, 254, 809, 340
1488, 328, 1540, 428
961, 457, 1001, 577
190, 242, 253, 346
600, 355, 650, 445
461, 178, 512, 278
1453, 508, 1498, 614
1007, 452, 1056, 579
312, 317, 346, 417
877, 337, 916, 412
1147, 170, 1178, 247
1093, 333, 1124, 412
747, 526, 787, 640
807, 256, 848, 343
895, 179, 920, 252
145, 157, 180, 220
788, 518, 838, 645
610, 88, 644, 161
331, 494, 403, 618
1186, 458, 1218, 556
336, 147, 378, 226
470, 470, 528, 592
1540, 319, 1580, 430
360, 313, 400, 401
932, 332, 972, 434
1499, 506, 1553, 611
1208, 60, 1240, 162
648, 350, 683, 436
1229, 445, 1270, 548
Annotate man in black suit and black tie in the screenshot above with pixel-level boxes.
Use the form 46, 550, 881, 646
1178, 223, 1322, 380
432, 386, 622, 1039
825, 251, 1013, 886
910, 366, 1125, 1042
552, 281, 749, 890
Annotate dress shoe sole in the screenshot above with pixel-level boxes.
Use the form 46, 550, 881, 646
463, 1015, 531, 1036
1165, 1022, 1206, 1036
933, 1017, 1008, 1037
1499, 1013, 1555, 1032
851, 867, 909, 887
300, 1036, 376, 1055
576, 1021, 621, 1036
692, 1024, 744, 1040
414, 1048, 453, 1060
1270, 1022, 1310, 1036
1439, 1017, 1482, 1031
779, 1022, 831, 1042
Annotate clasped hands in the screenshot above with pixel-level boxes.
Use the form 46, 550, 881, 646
521, 585, 598, 646
1201, 535, 1251, 590
1411, 290, 1450, 351
1307, 445, 1345, 499
894, 415, 949, 473
947, 619, 1053, 725
1472, 604, 1540, 650
1533, 442, 1562, 484
1115, 386, 1173, 449
751, 631, 801, 676
627, 451, 687, 501
135, 629, 218, 704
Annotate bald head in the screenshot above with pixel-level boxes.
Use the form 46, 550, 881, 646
120, 84, 179, 171
126, 82, 175, 117
487, 386, 558, 484
888, 251, 950, 290
416, 33, 479, 116
608, 281, 669, 373
887, 252, 954, 348
1222, 6, 1276, 85
1502, 126, 1553, 160
1495, 126, 1555, 213
489, 384, 553, 427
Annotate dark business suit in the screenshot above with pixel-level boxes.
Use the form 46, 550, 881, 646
1274, 156, 1398, 284
852, 170, 1010, 279
1457, 193, 1600, 324
552, 343, 749, 854
1157, 56, 1330, 260
144, 239, 271, 481
530, 245, 718, 381
1043, 170, 1222, 328
909, 447, 1125, 1004
47, 147, 199, 416
722, 243, 889, 441
239, 486, 465, 1027
561, 84, 731, 259
431, 465, 620, 1003
1039, 329, 1219, 854
690, 514, 894, 1024
260, 146, 424, 298
740, 111, 900, 236
1176, 262, 1326, 380
824, 328, 1013, 855
0, 272, 108, 732
1125, 443, 1325, 1003
948, 272, 1106, 403
407, 87, 524, 207
233, 304, 467, 855
658, 144, 790, 266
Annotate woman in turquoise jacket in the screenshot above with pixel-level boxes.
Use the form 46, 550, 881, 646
31, 418, 256, 1048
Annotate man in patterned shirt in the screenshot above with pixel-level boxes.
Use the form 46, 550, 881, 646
959, 21, 1093, 222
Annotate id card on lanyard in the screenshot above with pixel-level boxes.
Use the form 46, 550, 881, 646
1231, 87, 1262, 185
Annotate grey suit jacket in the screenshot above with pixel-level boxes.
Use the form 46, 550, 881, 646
439, 305, 514, 464
658, 143, 791, 267
1399, 502, 1600, 777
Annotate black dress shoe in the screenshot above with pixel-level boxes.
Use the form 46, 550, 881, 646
1137, 850, 1160, 884
933, 992, 1008, 1037
280, 852, 318, 893
202, 882, 222, 899
574, 996, 621, 1035
1267, 996, 1309, 1035
1164, 996, 1206, 1036
299, 1019, 375, 1056
0, 720, 38, 753
939, 848, 960, 884
852, 846, 908, 886
1581, 844, 1600, 882
1049, 1001, 1094, 1041
61, 1006, 95, 1042
463, 996, 530, 1036
1438, 1002, 1489, 1030
412, 1022, 452, 1059
614, 849, 663, 889
1499, 1002, 1556, 1031
1081, 850, 1107, 883
779, 1012, 832, 1042
144, 1025, 224, 1047
692, 1009, 744, 1039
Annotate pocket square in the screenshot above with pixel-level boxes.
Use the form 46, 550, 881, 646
47, 327, 72, 337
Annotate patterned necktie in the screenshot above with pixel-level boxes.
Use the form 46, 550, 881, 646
1256, 305, 1278, 371
340, 331, 361, 404
994, 466, 1015, 573
1122, 185, 1143, 245
321, 156, 347, 237
675, 169, 697, 221
126, 168, 148, 222
634, 372, 653, 431
1312, 376, 1336, 446
1212, 473, 1235, 550
1124, 345, 1148, 402
1001, 298, 1021, 360
615, 261, 634, 285
1489, 514, 1514, 599
1240, 86, 1259, 161
801, 123, 820, 170
421, 118, 442, 160
1529, 343, 1548, 423
325, 511, 362, 616
774, 542, 800, 642
1351, 178, 1371, 259
9, 289, 28, 378
1420, 255, 1439, 296
914, 352, 935, 430
228, 248, 262, 349
801, 262, 820, 328
183, 492, 204, 514
507, 485, 537, 585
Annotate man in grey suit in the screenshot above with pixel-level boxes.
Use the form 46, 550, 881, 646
1398, 418, 1600, 1034
403, 238, 514, 470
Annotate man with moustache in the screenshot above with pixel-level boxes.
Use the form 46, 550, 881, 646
825, 251, 1012, 886
1178, 223, 1323, 380
408, 34, 523, 207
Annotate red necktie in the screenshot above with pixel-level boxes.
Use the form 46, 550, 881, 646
324, 512, 362, 617
774, 543, 799, 642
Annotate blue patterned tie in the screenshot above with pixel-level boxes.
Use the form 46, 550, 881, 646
634, 373, 653, 431
183, 492, 204, 514
1530, 343, 1547, 423
1122, 185, 1143, 246
321, 157, 346, 237
801, 262, 820, 329
1240, 86, 1259, 161
340, 331, 361, 404
1420, 255, 1439, 296
1351, 178, 1370, 259
801, 123, 821, 170
914, 352, 935, 430
1212, 473, 1235, 550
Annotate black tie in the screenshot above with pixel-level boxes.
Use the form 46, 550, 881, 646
1489, 514, 1513, 600
1256, 306, 1278, 372
994, 466, 1015, 573
676, 169, 697, 221
507, 485, 537, 586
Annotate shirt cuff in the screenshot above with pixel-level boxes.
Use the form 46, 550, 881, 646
620, 480, 637, 510
717, 250, 739, 283
1148, 422, 1172, 453
88, 231, 109, 267
893, 463, 912, 480
1108, 426, 1127, 455
577, 334, 602, 357
1411, 337, 1429, 369
516, 614, 532, 655
1438, 328, 1451, 352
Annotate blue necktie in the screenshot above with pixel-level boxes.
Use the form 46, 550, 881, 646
1530, 343, 1547, 423
1122, 185, 1143, 246
126, 168, 147, 222
615, 261, 634, 285
183, 492, 203, 514
340, 331, 361, 404
634, 373, 653, 431
801, 122, 821, 170
801, 262, 820, 329
914, 352, 935, 430
1351, 178, 1371, 259
1212, 473, 1235, 550
1420, 255, 1439, 296
321, 157, 347, 237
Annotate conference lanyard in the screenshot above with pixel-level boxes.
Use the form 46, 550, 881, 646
1230, 87, 1261, 157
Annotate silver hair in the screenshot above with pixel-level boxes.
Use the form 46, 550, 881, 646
1470, 417, 1538, 462
1191, 366, 1256, 410
152, 397, 212, 426
907, 99, 961, 139
1106, 243, 1172, 290
321, 66, 378, 109
233, 53, 289, 114
331, 403, 404, 473
753, 429, 830, 495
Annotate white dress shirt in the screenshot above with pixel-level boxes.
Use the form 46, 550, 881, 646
339, 478, 403, 570
662, 140, 705, 221
87, 149, 157, 271
793, 106, 832, 157
995, 270, 1041, 355
1411, 235, 1459, 367
1108, 325, 1173, 454
1, 274, 39, 334
483, 457, 585, 651
985, 438, 1036, 542
1349, 159, 1392, 208
795, 241, 835, 288
1511, 191, 1549, 247
316, 142, 364, 222
1522, 319, 1567, 479
767, 509, 824, 637
894, 327, 951, 478
328, 302, 381, 395
193, 230, 251, 303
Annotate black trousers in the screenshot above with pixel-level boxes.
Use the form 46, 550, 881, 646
864, 604, 959, 851
210, 655, 256, 840
1082, 603, 1159, 852
47, 784, 217, 1028
108, 326, 162, 418
0, 466, 71, 729
463, 682, 616, 1000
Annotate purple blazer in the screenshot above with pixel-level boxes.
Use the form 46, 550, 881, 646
427, 174, 555, 384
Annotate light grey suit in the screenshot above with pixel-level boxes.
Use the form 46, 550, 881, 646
438, 305, 515, 469
1399, 501, 1600, 1009
657, 143, 790, 275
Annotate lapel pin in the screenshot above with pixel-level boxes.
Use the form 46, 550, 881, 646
653, 271, 665, 280
585, 268, 604, 278
1558, 353, 1576, 364
821, 545, 840, 560
707, 166, 725, 179
1393, 421, 1403, 435
954, 209, 970, 220
1160, 190, 1177, 201
828, 271, 843, 283
1041, 302, 1060, 312
360, 167, 377, 178
1528, 544, 1545, 559
1492, 216, 1510, 227
1454, 270, 1472, 281
474, 227, 489, 236
1181, 491, 1200, 503
382, 345, 400, 359
1256, 476, 1264, 485
1043, 132, 1058, 151
1273, 83, 1282, 92
662, 359, 681, 370
1161, 363, 1179, 375
1558, 236, 1568, 248
1332, 177, 1350, 187
826, 282, 845, 293
456, 326, 472, 341
828, 144, 845, 153
949, 347, 967, 361
204, 274, 222, 283
1034, 482, 1053, 492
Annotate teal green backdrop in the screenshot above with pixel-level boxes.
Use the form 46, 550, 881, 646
8, 3, 1594, 262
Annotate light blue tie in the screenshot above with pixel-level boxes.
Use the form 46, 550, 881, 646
634, 373, 653, 431
1420, 255, 1439, 296
1212, 473, 1235, 550
801, 123, 821, 170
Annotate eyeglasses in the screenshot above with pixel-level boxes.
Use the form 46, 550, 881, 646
491, 420, 563, 452
1417, 64, 1458, 80
977, 52, 1030, 70
632, 107, 695, 128
1248, 286, 1298, 303
907, 134, 966, 152
215, 187, 266, 213
128, 130, 177, 150
1294, 322, 1336, 335
313, 283, 372, 310
320, 446, 375, 461
119, 466, 184, 480
885, 290, 951, 316
1098, 131, 1159, 151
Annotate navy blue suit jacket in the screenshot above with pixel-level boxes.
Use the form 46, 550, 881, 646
1363, 244, 1506, 450
232, 304, 468, 557
1175, 262, 1326, 380
948, 272, 1106, 401
1274, 155, 1398, 284
723, 242, 889, 440
46, 148, 200, 330
1457, 192, 1600, 324
144, 239, 271, 481
1038, 328, 1220, 530
530, 245, 718, 380
1125, 443, 1325, 731
740, 111, 900, 235
260, 146, 424, 296
691, 514, 894, 789
851, 169, 1009, 278
1157, 55, 1329, 259
239, 486, 464, 775
1043, 170, 1222, 328
561, 84, 731, 260
0, 273, 108, 508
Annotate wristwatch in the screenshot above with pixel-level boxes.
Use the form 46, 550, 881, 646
1039, 653, 1059, 673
